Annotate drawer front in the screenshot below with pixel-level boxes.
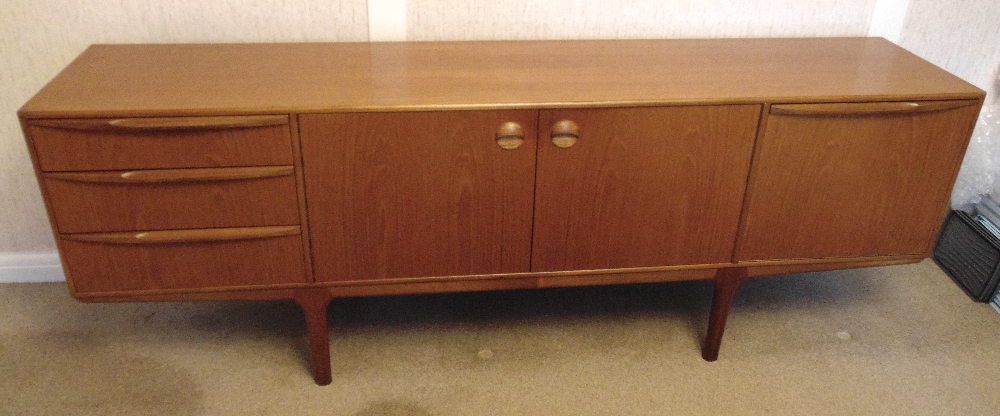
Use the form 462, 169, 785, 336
27, 115, 294, 171
59, 227, 307, 293
44, 166, 300, 233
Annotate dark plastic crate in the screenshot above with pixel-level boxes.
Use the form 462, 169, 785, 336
933, 210, 1000, 302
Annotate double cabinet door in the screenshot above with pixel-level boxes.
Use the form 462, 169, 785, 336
299, 105, 761, 282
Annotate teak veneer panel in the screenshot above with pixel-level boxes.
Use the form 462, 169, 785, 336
533, 105, 761, 271
59, 231, 307, 293
300, 110, 537, 281
19, 38, 982, 118
26, 118, 294, 171
43, 169, 300, 234
737, 100, 980, 261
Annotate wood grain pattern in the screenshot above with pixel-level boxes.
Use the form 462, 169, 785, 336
532, 105, 761, 271
44, 170, 299, 233
300, 110, 537, 281
736, 100, 981, 261
18, 39, 983, 119
59, 233, 307, 293
27, 117, 294, 171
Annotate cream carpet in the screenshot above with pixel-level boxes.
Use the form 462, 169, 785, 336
1, 259, 999, 415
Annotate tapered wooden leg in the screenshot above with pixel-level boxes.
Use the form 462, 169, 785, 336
702, 267, 748, 361
294, 289, 334, 385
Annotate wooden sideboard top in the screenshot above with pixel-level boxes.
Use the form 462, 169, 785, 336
20, 37, 984, 118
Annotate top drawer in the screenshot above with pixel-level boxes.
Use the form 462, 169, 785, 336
25, 115, 294, 172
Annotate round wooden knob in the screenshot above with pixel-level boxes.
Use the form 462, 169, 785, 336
496, 122, 525, 150
551, 120, 579, 148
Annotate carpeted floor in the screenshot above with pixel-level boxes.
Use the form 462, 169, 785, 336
1, 259, 998, 415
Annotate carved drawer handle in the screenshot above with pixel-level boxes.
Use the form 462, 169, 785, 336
551, 120, 579, 149
30, 115, 289, 132
495, 122, 525, 150
770, 101, 976, 117
46, 166, 294, 184
61, 226, 300, 245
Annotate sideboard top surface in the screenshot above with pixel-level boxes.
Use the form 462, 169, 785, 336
20, 37, 984, 118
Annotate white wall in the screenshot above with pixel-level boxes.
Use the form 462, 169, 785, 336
405, 0, 875, 40
900, 0, 1000, 101
5, 0, 996, 282
897, 0, 1000, 211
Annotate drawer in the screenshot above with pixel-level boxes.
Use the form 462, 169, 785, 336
59, 226, 307, 293
26, 115, 294, 171
43, 166, 300, 233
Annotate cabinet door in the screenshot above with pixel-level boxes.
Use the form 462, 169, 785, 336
300, 111, 537, 281
532, 106, 762, 271
736, 101, 980, 261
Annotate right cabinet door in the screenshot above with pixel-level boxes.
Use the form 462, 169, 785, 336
736, 100, 980, 262
532, 105, 762, 272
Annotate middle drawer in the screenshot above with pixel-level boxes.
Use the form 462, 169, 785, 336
44, 166, 300, 233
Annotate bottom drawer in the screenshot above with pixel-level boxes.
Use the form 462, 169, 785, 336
58, 226, 307, 294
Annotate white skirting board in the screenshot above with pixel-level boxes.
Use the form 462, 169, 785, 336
0, 252, 66, 283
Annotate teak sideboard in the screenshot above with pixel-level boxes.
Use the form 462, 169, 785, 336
19, 38, 984, 385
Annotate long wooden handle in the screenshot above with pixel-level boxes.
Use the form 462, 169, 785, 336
770, 100, 975, 116
46, 166, 294, 184
30, 115, 288, 132
61, 226, 300, 245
